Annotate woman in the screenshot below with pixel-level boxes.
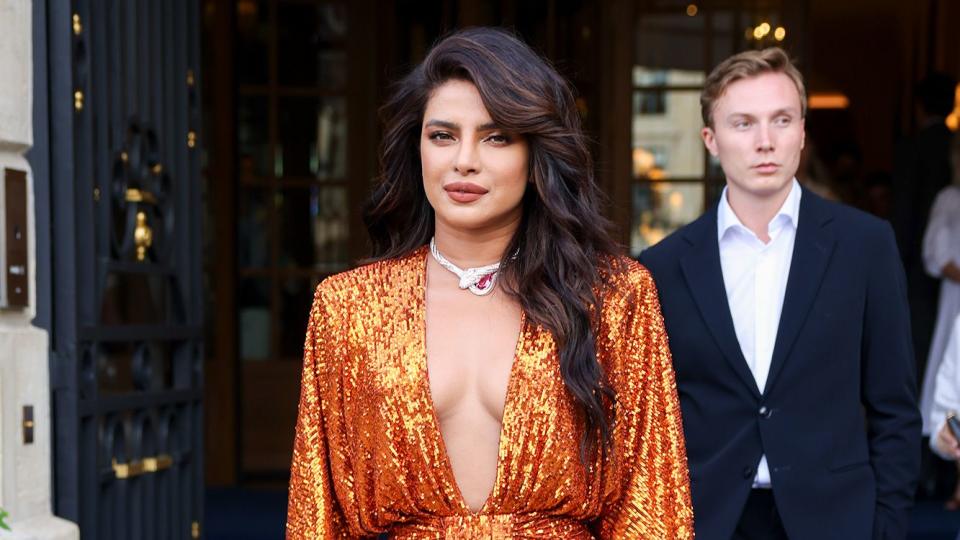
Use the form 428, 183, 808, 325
286, 28, 692, 538
925, 132, 960, 507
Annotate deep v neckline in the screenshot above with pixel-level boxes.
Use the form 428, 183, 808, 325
416, 248, 527, 515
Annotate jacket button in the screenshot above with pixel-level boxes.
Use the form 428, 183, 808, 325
759, 406, 772, 419
742, 466, 755, 479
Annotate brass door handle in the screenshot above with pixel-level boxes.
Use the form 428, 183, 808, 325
112, 458, 144, 479
142, 454, 173, 472
125, 188, 158, 204
112, 453, 173, 479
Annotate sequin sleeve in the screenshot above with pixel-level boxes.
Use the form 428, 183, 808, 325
286, 284, 354, 539
596, 263, 694, 539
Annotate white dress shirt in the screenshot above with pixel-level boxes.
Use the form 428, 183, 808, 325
718, 179, 802, 487
929, 314, 960, 459
920, 185, 960, 435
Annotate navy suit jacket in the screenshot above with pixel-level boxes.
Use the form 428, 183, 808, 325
639, 189, 921, 540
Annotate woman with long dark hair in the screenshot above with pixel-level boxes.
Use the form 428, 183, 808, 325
287, 28, 692, 538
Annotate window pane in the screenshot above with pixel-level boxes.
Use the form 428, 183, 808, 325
97, 342, 173, 395
710, 10, 737, 68
635, 11, 705, 74
239, 277, 271, 361
277, 97, 347, 180
277, 186, 349, 272
633, 90, 704, 179
238, 187, 272, 269
279, 277, 319, 359
631, 182, 704, 255
278, 3, 348, 87
235, 0, 269, 85
100, 273, 168, 325
238, 97, 271, 179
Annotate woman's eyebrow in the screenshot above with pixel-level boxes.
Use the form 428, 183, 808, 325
425, 119, 458, 129
424, 119, 499, 131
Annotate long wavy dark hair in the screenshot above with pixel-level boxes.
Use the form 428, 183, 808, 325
364, 27, 623, 458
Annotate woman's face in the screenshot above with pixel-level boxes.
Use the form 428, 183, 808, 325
420, 79, 529, 235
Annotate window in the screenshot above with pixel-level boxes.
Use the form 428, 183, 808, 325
630, 1, 788, 255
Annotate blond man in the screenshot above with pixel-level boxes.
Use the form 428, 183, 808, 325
640, 48, 920, 540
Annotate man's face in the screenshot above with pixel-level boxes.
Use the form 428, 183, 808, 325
702, 72, 805, 202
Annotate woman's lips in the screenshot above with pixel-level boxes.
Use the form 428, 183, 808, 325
444, 182, 488, 203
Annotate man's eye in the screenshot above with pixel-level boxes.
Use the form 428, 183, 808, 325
734, 121, 751, 129
775, 116, 791, 126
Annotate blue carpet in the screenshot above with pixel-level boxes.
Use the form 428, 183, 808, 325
910, 501, 960, 540
206, 487, 287, 540
204, 488, 960, 540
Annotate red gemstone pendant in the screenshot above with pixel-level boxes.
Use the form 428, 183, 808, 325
476, 273, 493, 290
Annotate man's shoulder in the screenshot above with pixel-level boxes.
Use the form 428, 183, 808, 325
807, 192, 891, 238
803, 191, 896, 259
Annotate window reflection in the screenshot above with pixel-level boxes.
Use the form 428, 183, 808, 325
631, 182, 704, 256
277, 186, 349, 271
277, 97, 346, 180
238, 97, 270, 178
239, 277, 270, 361
632, 85, 704, 180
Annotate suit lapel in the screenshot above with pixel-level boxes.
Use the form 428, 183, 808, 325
763, 190, 836, 395
679, 209, 762, 398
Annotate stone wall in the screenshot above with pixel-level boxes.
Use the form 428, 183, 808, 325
0, 1, 77, 539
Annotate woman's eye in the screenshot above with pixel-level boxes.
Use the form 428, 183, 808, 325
486, 133, 511, 144
428, 132, 454, 142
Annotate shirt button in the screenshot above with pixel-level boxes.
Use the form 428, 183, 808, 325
759, 406, 772, 419
742, 466, 755, 479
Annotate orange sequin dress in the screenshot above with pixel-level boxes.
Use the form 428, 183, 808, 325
286, 247, 693, 539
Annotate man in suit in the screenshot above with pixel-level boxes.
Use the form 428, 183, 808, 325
639, 48, 921, 540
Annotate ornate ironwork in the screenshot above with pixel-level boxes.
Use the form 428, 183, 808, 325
38, 2, 205, 539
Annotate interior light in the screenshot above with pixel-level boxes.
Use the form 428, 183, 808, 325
808, 92, 850, 110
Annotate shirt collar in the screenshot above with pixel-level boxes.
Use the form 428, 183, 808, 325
718, 178, 802, 242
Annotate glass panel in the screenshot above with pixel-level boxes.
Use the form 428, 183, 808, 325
100, 273, 167, 325
238, 187, 272, 269
98, 343, 132, 394
632, 90, 704, 179
97, 342, 173, 395
277, 97, 347, 180
277, 2, 348, 87
631, 182, 704, 256
239, 278, 271, 361
635, 11, 705, 74
648, 0, 694, 8
238, 97, 271, 179
317, 3, 348, 40
235, 0, 270, 85
279, 277, 319, 359
710, 10, 737, 68
277, 186, 349, 271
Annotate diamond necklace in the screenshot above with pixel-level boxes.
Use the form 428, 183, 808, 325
429, 237, 502, 296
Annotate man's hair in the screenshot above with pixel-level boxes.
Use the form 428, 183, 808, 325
700, 47, 807, 127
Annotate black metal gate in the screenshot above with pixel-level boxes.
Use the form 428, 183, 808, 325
33, 2, 204, 538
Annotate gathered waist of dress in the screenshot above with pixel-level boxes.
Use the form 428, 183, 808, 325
389, 513, 595, 539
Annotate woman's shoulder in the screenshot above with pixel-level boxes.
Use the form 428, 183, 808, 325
598, 254, 656, 298
935, 185, 960, 207
314, 246, 427, 305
